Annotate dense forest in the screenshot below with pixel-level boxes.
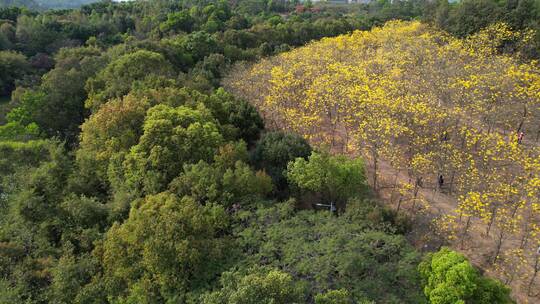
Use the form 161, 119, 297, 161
0, 0, 99, 10
0, 0, 538, 303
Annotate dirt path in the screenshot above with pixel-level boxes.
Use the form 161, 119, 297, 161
363, 154, 538, 303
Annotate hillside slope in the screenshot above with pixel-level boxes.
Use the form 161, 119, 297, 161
224, 20, 540, 303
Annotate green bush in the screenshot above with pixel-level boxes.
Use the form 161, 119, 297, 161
286, 151, 367, 206
418, 247, 514, 304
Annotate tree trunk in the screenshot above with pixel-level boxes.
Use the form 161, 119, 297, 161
390, 169, 400, 203
460, 216, 472, 249
411, 177, 421, 211
519, 227, 530, 249
448, 170, 455, 194
517, 104, 527, 133
372, 152, 378, 192
527, 254, 539, 296
492, 229, 505, 264
486, 206, 498, 236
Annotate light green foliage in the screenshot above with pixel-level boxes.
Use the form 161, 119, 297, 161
123, 103, 224, 195
101, 193, 232, 303
315, 289, 356, 304
5, 90, 46, 127
286, 151, 367, 205
315, 289, 350, 304
418, 247, 514, 304
130, 87, 263, 144
201, 268, 305, 304
0, 121, 39, 140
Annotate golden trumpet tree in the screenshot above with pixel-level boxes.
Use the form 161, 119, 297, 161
224, 20, 540, 294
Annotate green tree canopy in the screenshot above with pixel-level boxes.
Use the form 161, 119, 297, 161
5, 46, 104, 142
251, 131, 312, 191
315, 289, 354, 304
100, 193, 232, 303
160, 10, 195, 34
0, 50, 29, 96
85, 50, 175, 111
76, 93, 150, 191
122, 103, 224, 195
418, 247, 514, 304
169, 153, 273, 208
201, 268, 305, 304
235, 199, 425, 303
286, 151, 367, 206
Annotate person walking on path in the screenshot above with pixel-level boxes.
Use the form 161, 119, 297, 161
518, 131, 524, 144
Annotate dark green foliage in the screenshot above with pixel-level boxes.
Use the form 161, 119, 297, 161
233, 199, 426, 303
160, 10, 195, 34
5, 46, 104, 142
0, 50, 29, 96
0, 6, 26, 21
47, 253, 101, 304
0, 0, 98, 10
169, 148, 273, 208
203, 88, 264, 145
449, 0, 502, 37
424, 0, 540, 57
15, 15, 59, 55
251, 131, 312, 191
181, 31, 221, 62
0, 139, 50, 179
